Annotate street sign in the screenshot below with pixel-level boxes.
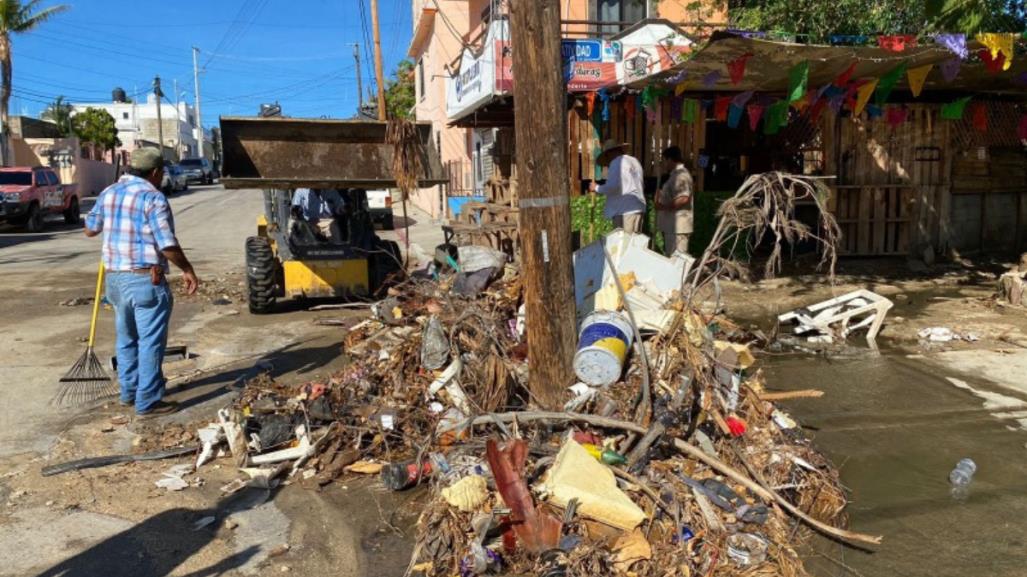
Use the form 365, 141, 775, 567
562, 40, 603, 62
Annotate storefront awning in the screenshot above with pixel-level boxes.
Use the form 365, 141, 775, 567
647, 31, 1026, 95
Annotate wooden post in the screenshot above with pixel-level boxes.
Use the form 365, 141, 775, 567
509, 0, 577, 409
370, 0, 388, 121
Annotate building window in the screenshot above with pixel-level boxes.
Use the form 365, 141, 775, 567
417, 58, 426, 101
591, 0, 648, 35
122, 112, 129, 119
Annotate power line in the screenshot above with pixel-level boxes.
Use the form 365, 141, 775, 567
204, 0, 271, 69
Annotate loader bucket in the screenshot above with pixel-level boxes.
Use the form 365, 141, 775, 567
218, 116, 447, 189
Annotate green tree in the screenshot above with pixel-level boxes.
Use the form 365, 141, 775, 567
40, 94, 71, 136
727, 0, 1025, 42
384, 59, 415, 120
0, 1, 69, 159
71, 107, 120, 151
925, 0, 1026, 32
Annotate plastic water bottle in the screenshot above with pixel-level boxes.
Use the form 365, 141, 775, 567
948, 458, 977, 487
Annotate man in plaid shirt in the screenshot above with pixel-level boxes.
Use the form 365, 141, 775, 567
85, 148, 199, 418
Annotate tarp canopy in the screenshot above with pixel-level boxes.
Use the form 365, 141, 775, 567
645, 32, 1027, 96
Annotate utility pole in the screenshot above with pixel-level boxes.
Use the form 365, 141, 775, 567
173, 78, 181, 159
192, 46, 205, 158
510, 0, 577, 408
369, 0, 387, 120
153, 75, 164, 160
352, 43, 364, 117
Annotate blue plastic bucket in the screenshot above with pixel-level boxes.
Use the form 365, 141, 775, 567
573, 311, 633, 386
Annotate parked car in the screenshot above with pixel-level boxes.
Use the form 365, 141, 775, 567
161, 164, 189, 195
0, 166, 79, 232
366, 189, 394, 230
179, 157, 214, 185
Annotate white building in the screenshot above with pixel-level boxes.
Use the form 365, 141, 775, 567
70, 93, 201, 160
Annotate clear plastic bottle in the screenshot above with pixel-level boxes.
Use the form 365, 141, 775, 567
948, 458, 977, 487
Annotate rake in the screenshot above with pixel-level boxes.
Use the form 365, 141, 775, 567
53, 261, 117, 406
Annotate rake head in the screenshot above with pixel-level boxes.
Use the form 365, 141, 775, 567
54, 348, 117, 407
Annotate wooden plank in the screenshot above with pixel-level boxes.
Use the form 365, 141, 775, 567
858, 186, 873, 254
873, 187, 887, 254
568, 105, 580, 196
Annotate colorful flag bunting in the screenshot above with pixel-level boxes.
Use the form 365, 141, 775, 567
681, 98, 698, 123
979, 49, 1006, 74
875, 62, 907, 105
765, 100, 789, 135
878, 34, 916, 52
972, 103, 988, 132
934, 33, 968, 59
810, 98, 829, 123
727, 53, 754, 84
584, 92, 596, 117
714, 95, 731, 121
977, 33, 1015, 71
833, 62, 858, 87
1015, 72, 1027, 86
598, 89, 611, 123
941, 58, 961, 82
830, 35, 868, 45
640, 86, 657, 111
828, 95, 845, 113
674, 82, 688, 96
788, 61, 809, 103
906, 64, 933, 98
941, 96, 971, 120
886, 106, 908, 127
854, 78, 878, 115
732, 90, 754, 108
702, 70, 721, 87
727, 104, 744, 128
866, 104, 884, 120
746, 103, 764, 131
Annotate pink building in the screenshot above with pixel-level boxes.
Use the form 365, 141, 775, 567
407, 0, 726, 218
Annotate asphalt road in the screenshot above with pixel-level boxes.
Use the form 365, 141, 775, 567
0, 183, 436, 576
0, 184, 442, 456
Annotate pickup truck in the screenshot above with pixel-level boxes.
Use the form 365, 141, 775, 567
366, 189, 394, 230
0, 166, 80, 232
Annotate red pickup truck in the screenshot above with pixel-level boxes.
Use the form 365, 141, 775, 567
0, 166, 79, 232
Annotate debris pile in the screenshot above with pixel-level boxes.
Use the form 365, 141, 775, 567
998, 253, 1027, 307
149, 173, 879, 575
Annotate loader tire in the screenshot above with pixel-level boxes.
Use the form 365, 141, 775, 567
246, 236, 277, 314
370, 239, 402, 294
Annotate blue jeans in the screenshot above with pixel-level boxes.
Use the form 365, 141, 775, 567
106, 272, 173, 414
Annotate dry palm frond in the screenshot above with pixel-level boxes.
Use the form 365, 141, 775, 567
386, 119, 423, 201
684, 172, 841, 304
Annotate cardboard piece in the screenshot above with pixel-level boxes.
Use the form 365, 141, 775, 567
540, 439, 646, 531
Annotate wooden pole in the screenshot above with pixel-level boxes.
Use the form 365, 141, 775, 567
510, 0, 577, 409
369, 0, 388, 121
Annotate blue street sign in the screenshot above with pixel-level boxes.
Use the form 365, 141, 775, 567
562, 40, 603, 63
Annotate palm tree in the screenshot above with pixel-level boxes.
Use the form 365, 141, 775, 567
41, 94, 72, 135
0, 1, 69, 162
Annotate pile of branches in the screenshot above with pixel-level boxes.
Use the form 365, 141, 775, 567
218, 173, 877, 576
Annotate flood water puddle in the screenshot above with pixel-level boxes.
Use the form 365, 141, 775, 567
764, 353, 1027, 577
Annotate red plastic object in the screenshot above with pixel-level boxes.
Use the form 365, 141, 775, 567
726, 416, 747, 437
485, 439, 562, 554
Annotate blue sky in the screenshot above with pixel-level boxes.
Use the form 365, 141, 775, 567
10, 0, 412, 125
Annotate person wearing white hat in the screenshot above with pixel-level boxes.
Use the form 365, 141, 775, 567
589, 139, 645, 233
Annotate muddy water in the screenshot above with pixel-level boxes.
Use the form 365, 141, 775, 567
764, 353, 1027, 577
